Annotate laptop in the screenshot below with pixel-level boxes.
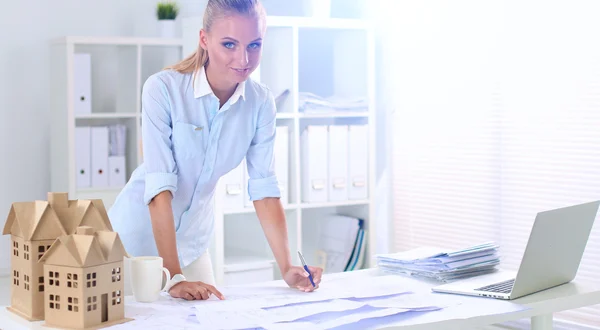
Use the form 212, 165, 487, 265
432, 200, 600, 300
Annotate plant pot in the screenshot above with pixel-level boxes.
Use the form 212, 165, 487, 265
158, 19, 177, 38
303, 0, 331, 18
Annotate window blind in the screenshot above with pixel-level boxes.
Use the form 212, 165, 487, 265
380, 0, 600, 326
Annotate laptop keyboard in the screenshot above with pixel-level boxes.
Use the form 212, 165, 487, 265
476, 279, 515, 294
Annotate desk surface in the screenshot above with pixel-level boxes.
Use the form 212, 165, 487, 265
1, 268, 599, 330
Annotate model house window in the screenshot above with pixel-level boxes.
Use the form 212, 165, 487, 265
13, 241, 18, 257
87, 296, 97, 312
39, 276, 44, 292
111, 267, 121, 282
38, 245, 45, 260
24, 274, 30, 291
13, 270, 19, 286
67, 297, 79, 312
112, 290, 122, 305
24, 244, 29, 261
86, 272, 97, 288
48, 271, 60, 286
49, 294, 60, 310
67, 273, 79, 288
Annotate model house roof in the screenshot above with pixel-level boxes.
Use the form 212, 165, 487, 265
39, 226, 127, 267
2, 192, 113, 241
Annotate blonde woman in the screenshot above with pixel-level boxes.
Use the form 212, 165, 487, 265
109, 0, 323, 301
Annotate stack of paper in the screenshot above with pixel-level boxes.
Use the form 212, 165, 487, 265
298, 92, 369, 113
376, 242, 500, 282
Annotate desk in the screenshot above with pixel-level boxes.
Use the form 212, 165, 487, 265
1, 268, 599, 330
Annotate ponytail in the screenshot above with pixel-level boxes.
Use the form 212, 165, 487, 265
164, 46, 209, 74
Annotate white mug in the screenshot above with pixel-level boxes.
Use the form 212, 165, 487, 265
130, 256, 170, 302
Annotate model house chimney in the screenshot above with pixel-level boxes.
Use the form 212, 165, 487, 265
47, 192, 69, 209
75, 226, 95, 235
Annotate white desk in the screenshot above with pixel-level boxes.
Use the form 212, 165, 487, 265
1, 268, 599, 330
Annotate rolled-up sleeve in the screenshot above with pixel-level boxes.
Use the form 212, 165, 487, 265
141, 75, 178, 205
246, 90, 281, 201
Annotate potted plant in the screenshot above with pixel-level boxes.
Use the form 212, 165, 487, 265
156, 1, 179, 38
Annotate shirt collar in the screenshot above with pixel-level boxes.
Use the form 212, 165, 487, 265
193, 66, 246, 105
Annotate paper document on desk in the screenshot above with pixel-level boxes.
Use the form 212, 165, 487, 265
194, 299, 366, 329
376, 242, 500, 282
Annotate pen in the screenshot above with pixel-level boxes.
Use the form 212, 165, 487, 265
297, 251, 316, 288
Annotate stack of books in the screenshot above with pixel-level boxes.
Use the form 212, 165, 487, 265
375, 242, 500, 282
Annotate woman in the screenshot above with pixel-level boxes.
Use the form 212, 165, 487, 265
108, 0, 323, 301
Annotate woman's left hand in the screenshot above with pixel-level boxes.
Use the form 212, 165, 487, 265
283, 265, 323, 292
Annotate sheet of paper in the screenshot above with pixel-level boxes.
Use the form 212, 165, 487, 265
197, 279, 412, 311
195, 299, 367, 329
292, 306, 410, 329
365, 292, 462, 309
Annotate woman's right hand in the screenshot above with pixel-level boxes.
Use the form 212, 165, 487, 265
168, 281, 225, 301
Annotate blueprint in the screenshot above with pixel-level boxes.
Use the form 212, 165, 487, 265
107, 274, 529, 330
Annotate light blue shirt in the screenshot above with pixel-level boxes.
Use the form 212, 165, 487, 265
108, 67, 280, 268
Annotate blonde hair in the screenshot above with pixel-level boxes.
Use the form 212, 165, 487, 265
165, 0, 265, 74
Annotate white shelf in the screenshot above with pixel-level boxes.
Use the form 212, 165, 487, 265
75, 113, 137, 119
50, 33, 184, 212
275, 112, 295, 119
223, 203, 299, 215
267, 16, 370, 30
298, 111, 370, 118
76, 187, 123, 193
51, 36, 184, 47
222, 201, 369, 215
223, 255, 275, 273
300, 200, 371, 209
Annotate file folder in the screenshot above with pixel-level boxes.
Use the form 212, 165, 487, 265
91, 126, 109, 187
348, 125, 368, 200
275, 126, 289, 205
73, 53, 92, 114
108, 156, 126, 187
328, 125, 348, 201
301, 125, 328, 203
222, 158, 245, 209
75, 126, 91, 188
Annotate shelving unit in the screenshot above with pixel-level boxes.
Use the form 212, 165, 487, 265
49, 36, 184, 207
182, 16, 377, 285
50, 15, 376, 287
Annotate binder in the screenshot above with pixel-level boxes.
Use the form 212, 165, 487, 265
348, 125, 368, 199
275, 126, 289, 205
301, 125, 328, 203
315, 215, 361, 273
73, 53, 92, 114
222, 159, 245, 209
328, 125, 348, 201
108, 156, 126, 187
91, 126, 109, 187
75, 126, 91, 188
344, 219, 366, 271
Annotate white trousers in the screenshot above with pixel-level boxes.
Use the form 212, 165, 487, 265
182, 250, 216, 286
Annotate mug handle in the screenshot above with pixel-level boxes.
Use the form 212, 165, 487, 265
161, 267, 171, 292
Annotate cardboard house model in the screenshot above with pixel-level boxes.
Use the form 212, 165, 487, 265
39, 226, 131, 329
2, 192, 115, 321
